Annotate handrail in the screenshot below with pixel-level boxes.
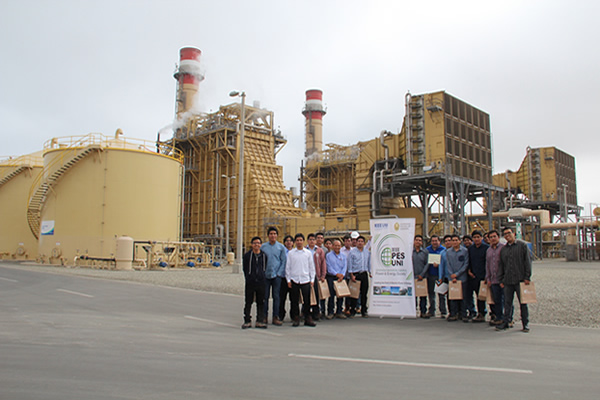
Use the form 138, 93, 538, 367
44, 133, 184, 163
0, 154, 44, 167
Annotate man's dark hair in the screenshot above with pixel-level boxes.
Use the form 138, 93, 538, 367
451, 234, 460, 240
357, 235, 366, 242
414, 234, 423, 240
294, 233, 305, 241
324, 238, 332, 244
430, 234, 440, 241
267, 226, 278, 235
251, 236, 262, 244
316, 232, 324, 238
283, 235, 293, 242
502, 227, 513, 234
462, 235, 472, 241
443, 234, 452, 241
488, 229, 499, 237
307, 233, 316, 240
471, 230, 483, 238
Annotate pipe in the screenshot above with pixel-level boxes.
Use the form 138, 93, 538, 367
405, 92, 412, 175
505, 171, 513, 209
380, 130, 389, 164
540, 220, 599, 230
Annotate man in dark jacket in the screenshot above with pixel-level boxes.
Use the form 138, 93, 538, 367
496, 227, 532, 332
242, 237, 268, 329
467, 230, 489, 322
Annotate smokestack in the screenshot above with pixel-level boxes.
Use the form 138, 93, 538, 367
174, 47, 204, 118
302, 89, 326, 158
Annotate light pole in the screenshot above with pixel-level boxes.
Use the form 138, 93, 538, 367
222, 174, 235, 257
229, 90, 246, 274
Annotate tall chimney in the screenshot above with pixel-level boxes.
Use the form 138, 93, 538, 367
302, 89, 326, 158
174, 47, 204, 118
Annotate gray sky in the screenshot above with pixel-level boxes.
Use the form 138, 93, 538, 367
1, 0, 598, 213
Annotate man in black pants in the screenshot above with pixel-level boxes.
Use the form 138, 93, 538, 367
347, 236, 371, 317
242, 237, 268, 329
496, 227, 532, 333
285, 233, 316, 327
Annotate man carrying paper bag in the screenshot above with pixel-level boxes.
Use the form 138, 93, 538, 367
412, 235, 429, 318
347, 235, 371, 317
496, 227, 533, 333
445, 234, 469, 321
325, 239, 348, 319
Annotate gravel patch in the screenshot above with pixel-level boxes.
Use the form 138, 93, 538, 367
2, 259, 599, 329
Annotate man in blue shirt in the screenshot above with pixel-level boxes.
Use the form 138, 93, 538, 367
445, 234, 469, 321
347, 235, 371, 317
425, 235, 446, 318
261, 227, 287, 326
325, 239, 348, 319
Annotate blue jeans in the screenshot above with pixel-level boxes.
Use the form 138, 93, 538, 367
426, 276, 447, 315
467, 278, 487, 317
490, 283, 504, 321
264, 277, 282, 321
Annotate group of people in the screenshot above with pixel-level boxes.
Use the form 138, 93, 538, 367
242, 225, 533, 333
242, 228, 371, 329
412, 227, 533, 332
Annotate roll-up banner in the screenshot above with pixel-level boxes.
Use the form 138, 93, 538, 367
369, 218, 416, 318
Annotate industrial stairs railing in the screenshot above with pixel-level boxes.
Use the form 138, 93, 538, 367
0, 165, 31, 188
26, 145, 102, 239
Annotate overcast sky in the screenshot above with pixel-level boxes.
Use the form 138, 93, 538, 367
1, 0, 598, 214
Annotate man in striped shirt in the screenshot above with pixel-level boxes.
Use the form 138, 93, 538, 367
496, 227, 532, 333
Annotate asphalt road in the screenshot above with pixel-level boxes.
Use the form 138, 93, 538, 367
1, 264, 599, 399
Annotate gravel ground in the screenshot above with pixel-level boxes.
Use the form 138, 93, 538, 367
2, 259, 599, 329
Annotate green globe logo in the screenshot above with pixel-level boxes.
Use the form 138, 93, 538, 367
380, 247, 393, 266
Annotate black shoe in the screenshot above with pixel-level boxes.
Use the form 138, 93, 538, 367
304, 317, 316, 327
522, 324, 530, 333
292, 318, 300, 327
496, 322, 509, 331
241, 322, 251, 329
361, 312, 369, 318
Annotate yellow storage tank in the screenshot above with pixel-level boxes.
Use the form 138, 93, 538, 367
32, 133, 183, 264
0, 152, 44, 259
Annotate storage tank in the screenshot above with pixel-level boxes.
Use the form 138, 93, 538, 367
0, 152, 44, 259
33, 133, 183, 264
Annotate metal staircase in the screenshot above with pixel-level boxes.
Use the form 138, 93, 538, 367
0, 165, 31, 188
27, 145, 101, 239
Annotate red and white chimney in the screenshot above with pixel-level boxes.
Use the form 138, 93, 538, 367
174, 47, 204, 118
302, 89, 326, 158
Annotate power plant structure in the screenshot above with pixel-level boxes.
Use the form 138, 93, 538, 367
171, 47, 301, 254
300, 90, 500, 239
0, 152, 44, 260
1, 46, 597, 266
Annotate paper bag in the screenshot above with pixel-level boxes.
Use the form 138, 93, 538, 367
519, 282, 537, 304
299, 286, 318, 306
414, 278, 428, 298
434, 281, 448, 295
333, 279, 351, 297
448, 280, 463, 300
317, 279, 330, 299
486, 286, 495, 305
478, 281, 489, 300
348, 279, 361, 299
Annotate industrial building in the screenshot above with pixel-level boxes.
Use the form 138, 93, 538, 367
1, 46, 596, 266
171, 47, 300, 254
300, 90, 501, 238
0, 152, 44, 260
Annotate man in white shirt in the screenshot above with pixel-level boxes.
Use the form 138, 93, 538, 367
286, 233, 317, 327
